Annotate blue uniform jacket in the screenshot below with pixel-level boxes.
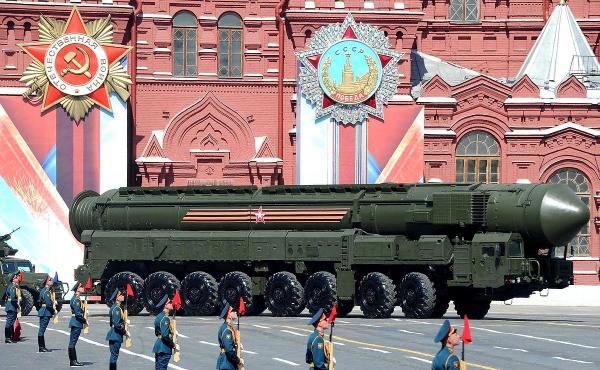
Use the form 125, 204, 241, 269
37, 287, 55, 317
4, 284, 20, 313
152, 311, 174, 354
431, 347, 461, 370
69, 295, 86, 328
216, 322, 240, 370
306, 329, 327, 370
106, 304, 126, 342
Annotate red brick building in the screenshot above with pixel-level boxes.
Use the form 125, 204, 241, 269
0, 0, 599, 283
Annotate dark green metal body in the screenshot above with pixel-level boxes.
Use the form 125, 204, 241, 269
71, 183, 589, 317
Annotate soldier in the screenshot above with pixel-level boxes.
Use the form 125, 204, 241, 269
4, 272, 20, 344
37, 275, 55, 352
305, 308, 330, 370
152, 295, 178, 370
106, 288, 128, 370
216, 303, 244, 370
431, 319, 462, 370
68, 282, 86, 367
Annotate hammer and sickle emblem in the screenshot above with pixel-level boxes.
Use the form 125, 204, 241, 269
61, 46, 92, 78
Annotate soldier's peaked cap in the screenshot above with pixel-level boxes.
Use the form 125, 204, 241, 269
72, 281, 82, 292
9, 272, 20, 280
156, 294, 170, 310
109, 288, 125, 302
219, 303, 232, 319
307, 308, 325, 326
434, 319, 456, 343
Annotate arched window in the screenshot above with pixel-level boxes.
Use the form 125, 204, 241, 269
455, 131, 500, 183
548, 168, 591, 256
218, 12, 242, 78
173, 11, 197, 77
449, 0, 479, 22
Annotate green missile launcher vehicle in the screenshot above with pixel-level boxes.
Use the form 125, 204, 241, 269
1, 228, 69, 315
71, 183, 589, 319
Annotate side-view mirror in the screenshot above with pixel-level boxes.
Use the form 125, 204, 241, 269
31, 264, 35, 272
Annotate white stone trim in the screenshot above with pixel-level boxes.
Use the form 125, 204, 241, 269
0, 0, 132, 8
136, 66, 148, 70
198, 16, 218, 21
573, 270, 599, 275
0, 87, 27, 95
505, 97, 599, 104
198, 49, 217, 54
290, 93, 297, 101
389, 94, 414, 102
505, 121, 600, 137
137, 40, 148, 45
417, 97, 457, 104
154, 47, 171, 53
267, 68, 279, 73
244, 73, 264, 77
515, 179, 532, 184
138, 13, 172, 19
424, 129, 456, 136
198, 72, 218, 76
286, 9, 424, 15
427, 178, 443, 183
304, 1, 316, 9
135, 156, 173, 163
245, 50, 262, 54
364, 0, 374, 9
568, 257, 600, 261
152, 71, 172, 76
244, 17, 276, 21
334, 1, 345, 9
267, 43, 279, 48
394, 2, 405, 9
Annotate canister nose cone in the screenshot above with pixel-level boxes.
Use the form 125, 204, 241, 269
540, 185, 590, 246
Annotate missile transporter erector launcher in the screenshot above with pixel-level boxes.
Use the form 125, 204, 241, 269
71, 183, 589, 319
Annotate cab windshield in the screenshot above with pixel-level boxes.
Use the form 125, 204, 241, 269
2, 261, 33, 273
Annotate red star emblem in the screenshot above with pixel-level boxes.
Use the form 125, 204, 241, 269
307, 26, 393, 109
19, 7, 131, 114
254, 206, 266, 223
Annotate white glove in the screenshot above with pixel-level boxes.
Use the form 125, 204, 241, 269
333, 357, 337, 366
126, 319, 131, 325
175, 344, 180, 351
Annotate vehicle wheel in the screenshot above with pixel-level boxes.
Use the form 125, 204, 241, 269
20, 289, 34, 316
249, 295, 267, 316
106, 271, 145, 315
430, 283, 450, 319
265, 272, 305, 317
398, 272, 435, 319
337, 299, 354, 318
143, 271, 180, 315
218, 271, 256, 315
304, 271, 337, 315
358, 272, 396, 319
181, 271, 219, 316
454, 296, 491, 320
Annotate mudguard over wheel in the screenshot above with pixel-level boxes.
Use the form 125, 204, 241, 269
304, 271, 337, 315
430, 282, 450, 318
454, 296, 491, 319
398, 272, 435, 318
20, 289, 34, 316
218, 271, 257, 315
181, 271, 219, 316
105, 271, 145, 315
358, 272, 396, 318
265, 271, 305, 317
143, 271, 180, 315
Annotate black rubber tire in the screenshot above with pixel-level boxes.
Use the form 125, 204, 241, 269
265, 272, 305, 317
454, 297, 491, 320
304, 271, 337, 315
218, 271, 256, 315
430, 282, 450, 319
20, 289, 34, 316
249, 295, 267, 316
105, 271, 145, 315
143, 271, 180, 315
398, 272, 436, 319
337, 299, 355, 318
358, 272, 396, 319
181, 271, 219, 316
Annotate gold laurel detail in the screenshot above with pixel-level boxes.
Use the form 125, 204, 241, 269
362, 56, 378, 96
20, 59, 48, 103
105, 62, 132, 102
321, 56, 337, 94
86, 15, 113, 44
321, 55, 378, 99
38, 15, 66, 43
60, 96, 95, 122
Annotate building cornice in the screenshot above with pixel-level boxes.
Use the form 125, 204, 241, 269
505, 122, 600, 138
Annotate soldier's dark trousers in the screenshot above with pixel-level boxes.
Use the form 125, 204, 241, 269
69, 327, 81, 349
38, 316, 50, 336
5, 311, 16, 343
155, 352, 172, 370
109, 340, 121, 364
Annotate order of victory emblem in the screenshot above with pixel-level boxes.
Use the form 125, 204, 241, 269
297, 14, 403, 125
18, 7, 132, 121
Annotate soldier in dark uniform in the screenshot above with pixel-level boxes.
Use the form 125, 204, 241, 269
305, 308, 330, 370
37, 275, 55, 352
216, 303, 243, 370
68, 281, 86, 367
106, 288, 128, 370
152, 295, 177, 370
431, 319, 462, 370
4, 272, 20, 343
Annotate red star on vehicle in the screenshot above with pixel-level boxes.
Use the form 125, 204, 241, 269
305, 26, 393, 109
254, 206, 266, 223
19, 7, 131, 114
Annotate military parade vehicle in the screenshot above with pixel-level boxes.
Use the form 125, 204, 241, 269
1, 228, 69, 315
71, 183, 589, 319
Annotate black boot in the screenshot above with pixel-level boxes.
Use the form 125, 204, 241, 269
38, 336, 49, 352
71, 347, 84, 367
5, 327, 11, 343
109, 362, 117, 370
